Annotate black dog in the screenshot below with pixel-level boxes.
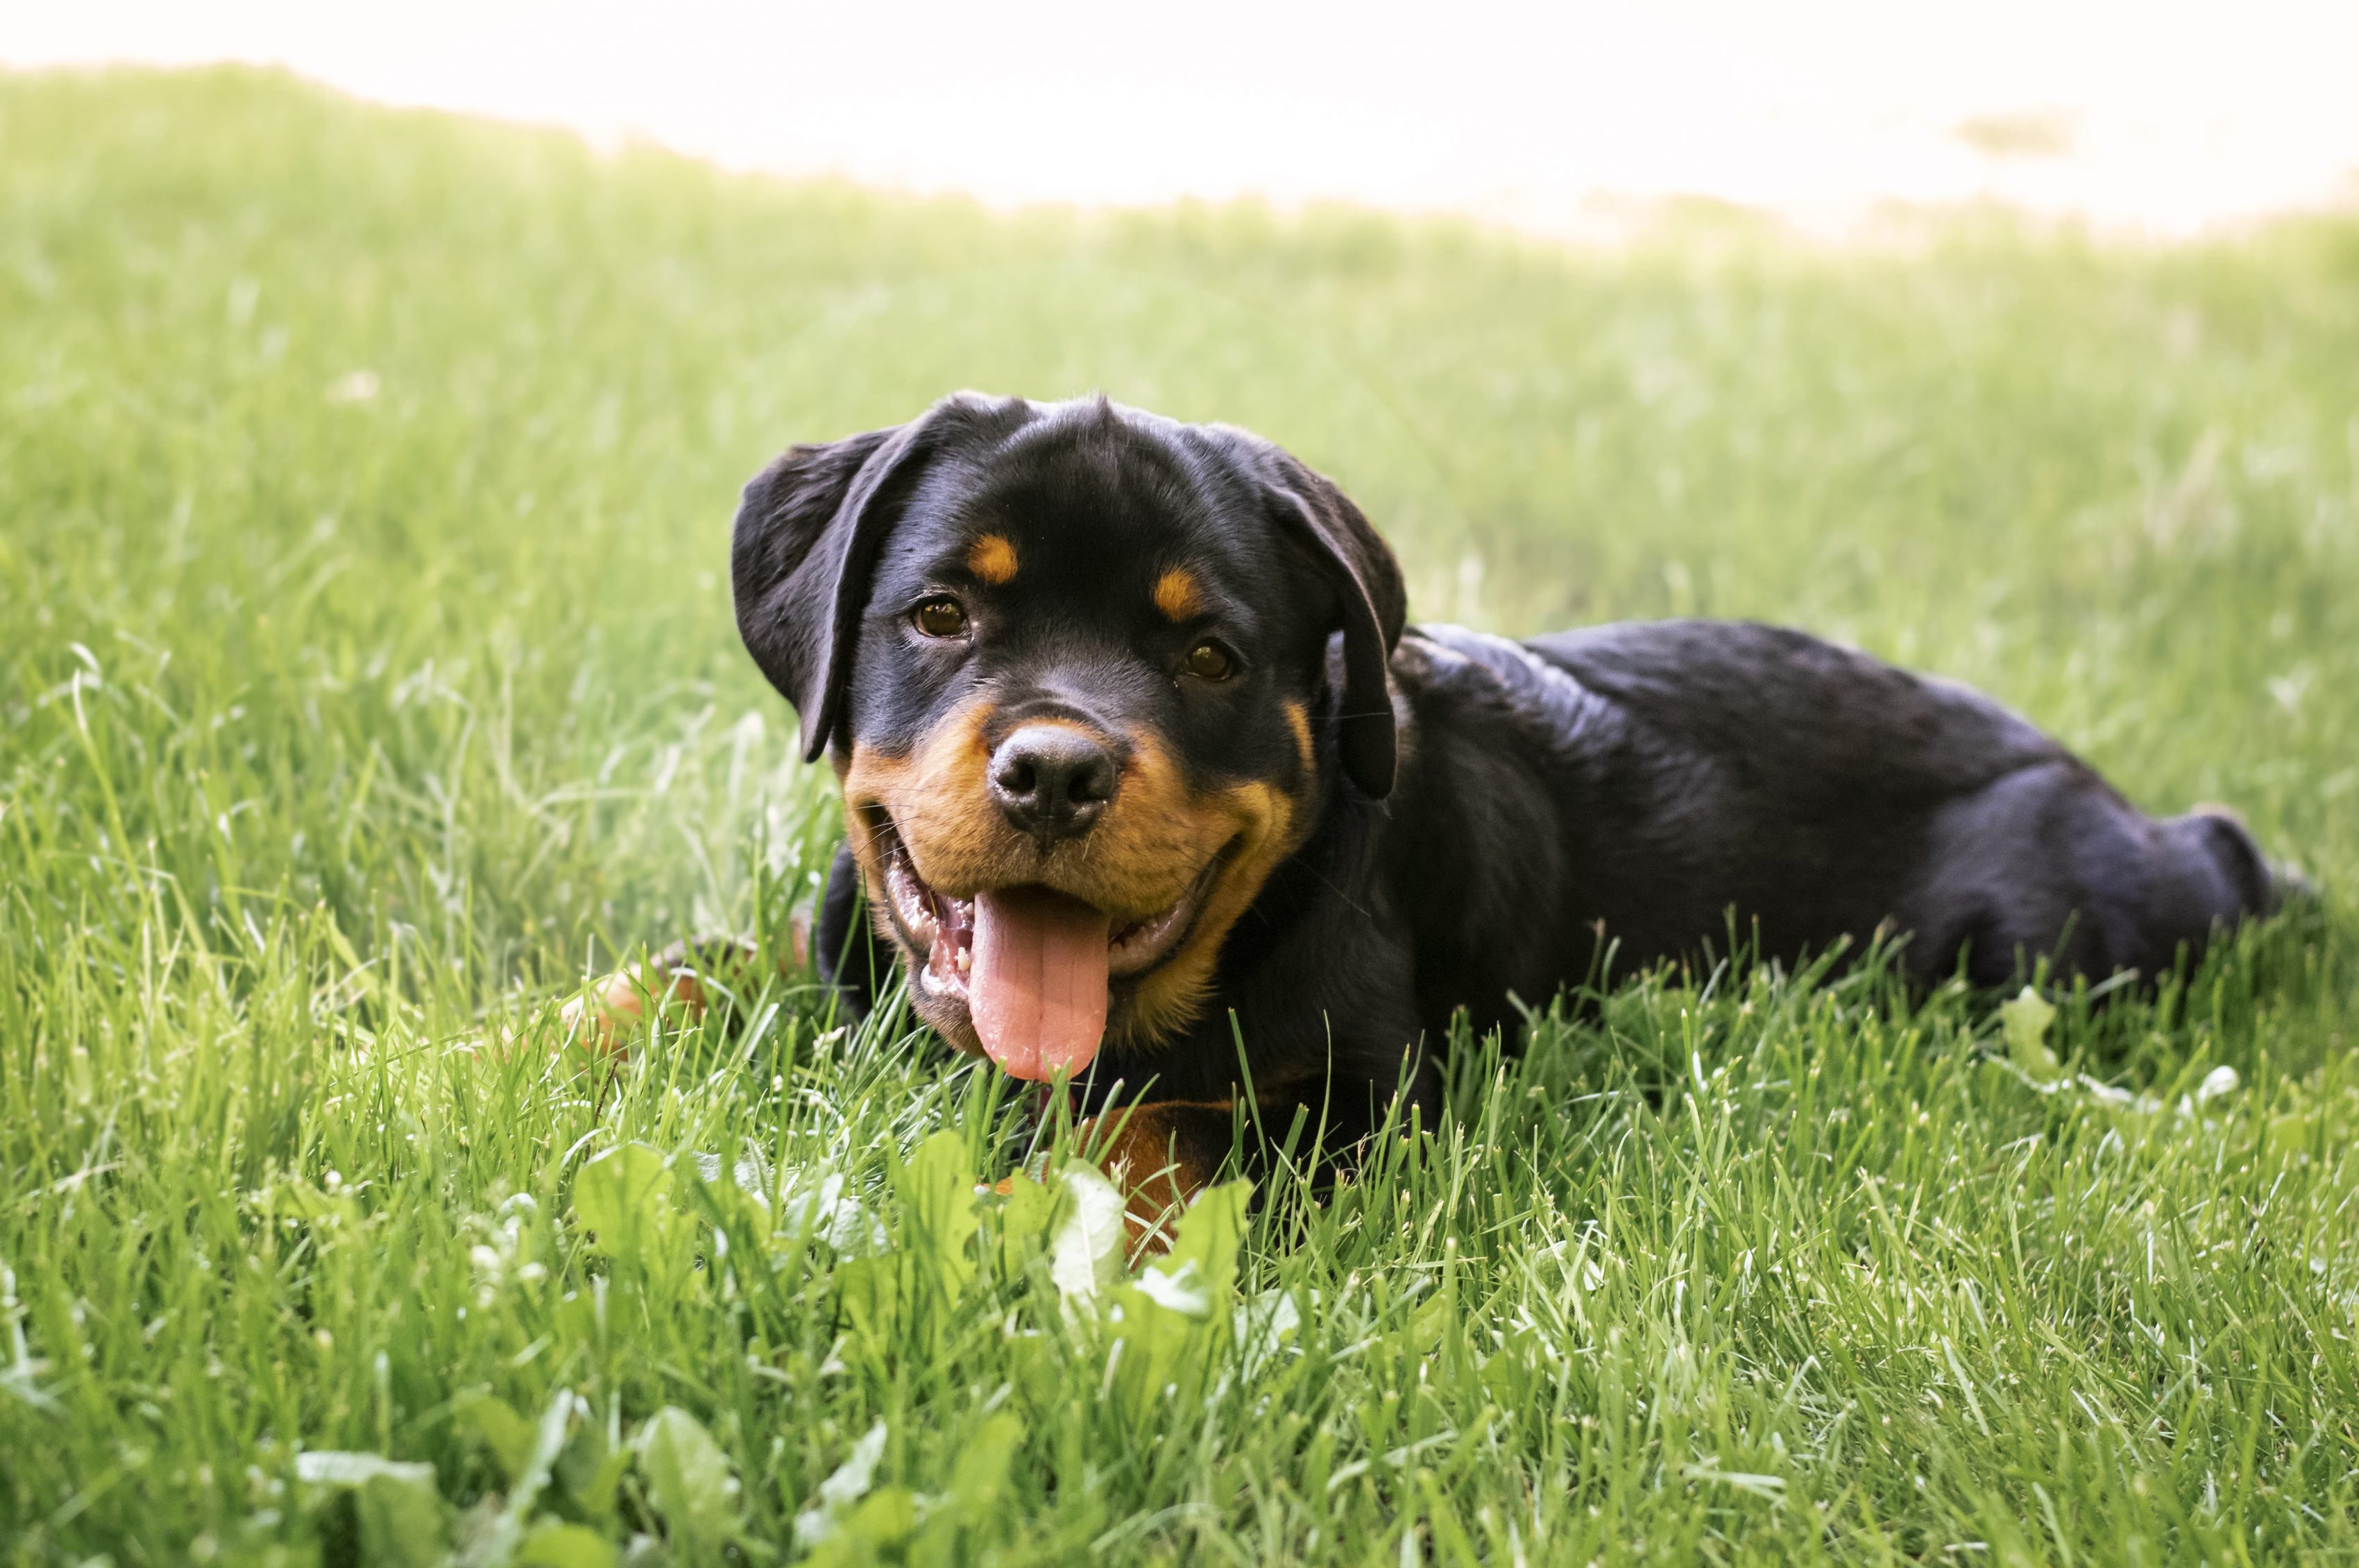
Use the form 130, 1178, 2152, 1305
728, 392, 2277, 1198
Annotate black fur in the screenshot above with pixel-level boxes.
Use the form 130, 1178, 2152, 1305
735, 394, 2276, 1149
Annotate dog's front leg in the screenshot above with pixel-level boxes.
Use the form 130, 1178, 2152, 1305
557, 925, 808, 1055
1068, 1098, 1246, 1253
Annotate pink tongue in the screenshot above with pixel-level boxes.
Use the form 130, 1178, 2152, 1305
969, 887, 1112, 1081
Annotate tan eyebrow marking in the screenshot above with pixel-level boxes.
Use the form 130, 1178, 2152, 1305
1153, 568, 1204, 622
966, 534, 1018, 585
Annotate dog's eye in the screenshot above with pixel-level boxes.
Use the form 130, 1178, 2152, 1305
911, 597, 969, 638
1184, 640, 1236, 681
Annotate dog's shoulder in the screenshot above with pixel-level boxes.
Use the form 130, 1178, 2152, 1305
1397, 622, 1618, 747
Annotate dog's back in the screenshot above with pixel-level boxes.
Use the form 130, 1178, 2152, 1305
1392, 618, 2272, 1030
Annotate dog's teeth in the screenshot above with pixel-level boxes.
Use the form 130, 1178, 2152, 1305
956, 949, 971, 973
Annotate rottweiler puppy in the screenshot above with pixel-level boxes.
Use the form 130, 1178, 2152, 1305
713, 391, 2279, 1200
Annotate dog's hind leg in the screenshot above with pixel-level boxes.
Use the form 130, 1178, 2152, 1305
2123, 804, 2284, 970
1905, 760, 2284, 989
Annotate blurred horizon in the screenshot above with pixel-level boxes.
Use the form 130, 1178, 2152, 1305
8, 0, 2359, 243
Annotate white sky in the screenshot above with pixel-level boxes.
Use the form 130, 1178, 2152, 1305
8, 1, 2358, 238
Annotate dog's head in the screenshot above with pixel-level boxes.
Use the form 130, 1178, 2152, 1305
733, 393, 1404, 1080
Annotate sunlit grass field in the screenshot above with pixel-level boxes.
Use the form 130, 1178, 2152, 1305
5, 67, 2358, 1566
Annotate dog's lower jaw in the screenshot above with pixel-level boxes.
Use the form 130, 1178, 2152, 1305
864, 822, 1231, 1061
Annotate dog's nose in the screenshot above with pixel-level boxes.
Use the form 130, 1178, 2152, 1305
989, 725, 1118, 841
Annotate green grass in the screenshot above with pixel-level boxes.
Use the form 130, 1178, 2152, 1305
5, 65, 2359, 1567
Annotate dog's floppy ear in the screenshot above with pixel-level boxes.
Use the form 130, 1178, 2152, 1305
731, 394, 1028, 762
1234, 441, 1407, 799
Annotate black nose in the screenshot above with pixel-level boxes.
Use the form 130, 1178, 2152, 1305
989, 724, 1118, 842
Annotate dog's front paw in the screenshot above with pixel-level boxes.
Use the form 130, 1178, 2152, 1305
550, 917, 812, 1057
555, 963, 701, 1056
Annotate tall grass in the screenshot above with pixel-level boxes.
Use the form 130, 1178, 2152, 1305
2, 68, 2356, 1565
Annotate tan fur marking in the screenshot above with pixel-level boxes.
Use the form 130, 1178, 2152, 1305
1122, 772, 1302, 1046
1152, 568, 1203, 622
1085, 1099, 1237, 1254
967, 533, 1019, 585
1283, 700, 1315, 776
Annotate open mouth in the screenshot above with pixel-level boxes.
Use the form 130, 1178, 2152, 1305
869, 814, 1225, 1080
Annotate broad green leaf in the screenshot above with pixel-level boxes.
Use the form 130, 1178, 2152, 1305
294, 1451, 436, 1487
1134, 1257, 1212, 1317
518, 1522, 619, 1568
687, 1145, 772, 1202
2000, 987, 2060, 1082
557, 1418, 627, 1522
1236, 1286, 1302, 1364
2194, 1064, 2241, 1105
908, 1413, 1021, 1560
454, 1389, 536, 1485
686, 1145, 773, 1245
291, 1454, 447, 1568
844, 1483, 918, 1542
997, 1170, 1059, 1256
947, 1413, 1019, 1510
271, 1180, 359, 1225
1407, 1294, 1454, 1356
634, 1405, 737, 1553
804, 1485, 917, 1567
793, 1421, 887, 1548
357, 1472, 448, 1568
1002, 1333, 1064, 1415
1093, 1183, 1252, 1422
894, 1130, 979, 1303
835, 1254, 900, 1345
776, 1170, 887, 1256
1159, 1179, 1250, 1309
463, 1390, 586, 1568
1050, 1163, 1127, 1305
818, 1420, 887, 1511
572, 1143, 674, 1261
